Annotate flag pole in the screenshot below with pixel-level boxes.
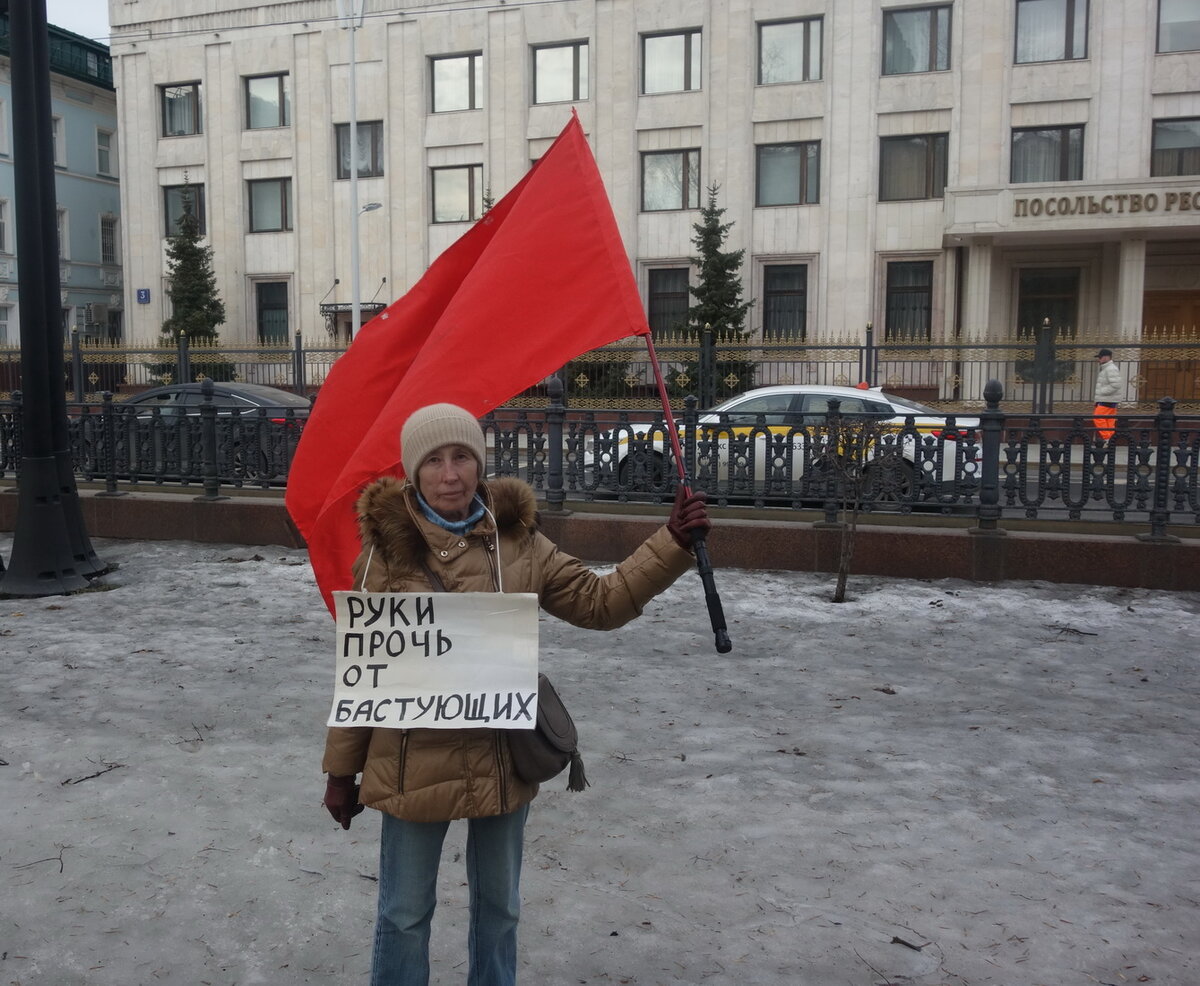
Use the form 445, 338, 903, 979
643, 334, 733, 654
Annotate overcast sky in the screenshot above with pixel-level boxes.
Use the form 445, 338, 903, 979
45, 0, 112, 43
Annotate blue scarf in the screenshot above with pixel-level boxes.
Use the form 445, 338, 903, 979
415, 489, 486, 535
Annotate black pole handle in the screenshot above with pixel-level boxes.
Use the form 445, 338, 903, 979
692, 534, 732, 653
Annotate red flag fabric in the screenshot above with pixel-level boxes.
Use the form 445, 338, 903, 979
286, 113, 650, 614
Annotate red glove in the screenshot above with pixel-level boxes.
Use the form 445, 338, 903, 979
323, 774, 364, 830
667, 486, 711, 549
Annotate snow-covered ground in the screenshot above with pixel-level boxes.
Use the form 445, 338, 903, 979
1, 534, 1197, 985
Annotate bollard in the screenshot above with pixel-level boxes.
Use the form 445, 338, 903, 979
195, 378, 228, 502
972, 378, 1005, 535
1140, 396, 1179, 543
545, 375, 566, 512
96, 390, 125, 497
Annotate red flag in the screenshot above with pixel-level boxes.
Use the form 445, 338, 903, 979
286, 112, 650, 614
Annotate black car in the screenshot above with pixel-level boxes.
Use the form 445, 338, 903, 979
124, 382, 312, 418
79, 382, 311, 484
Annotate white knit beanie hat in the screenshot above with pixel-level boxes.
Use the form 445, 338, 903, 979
400, 404, 486, 479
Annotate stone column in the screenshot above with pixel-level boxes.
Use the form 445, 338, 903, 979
1115, 237, 1147, 342
961, 237, 994, 341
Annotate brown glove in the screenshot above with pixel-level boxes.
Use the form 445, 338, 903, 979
667, 486, 711, 549
323, 774, 364, 830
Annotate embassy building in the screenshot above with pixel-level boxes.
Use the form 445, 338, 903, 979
108, 0, 1200, 363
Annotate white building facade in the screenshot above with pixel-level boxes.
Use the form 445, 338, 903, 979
107, 0, 1200, 365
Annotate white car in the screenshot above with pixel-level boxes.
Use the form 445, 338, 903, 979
586, 385, 981, 498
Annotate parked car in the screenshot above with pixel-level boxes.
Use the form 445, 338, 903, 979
587, 384, 981, 499
124, 382, 312, 418
80, 382, 311, 484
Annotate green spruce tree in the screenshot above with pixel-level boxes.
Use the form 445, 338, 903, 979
688, 182, 753, 341
163, 182, 225, 342
159, 179, 233, 381
672, 183, 755, 402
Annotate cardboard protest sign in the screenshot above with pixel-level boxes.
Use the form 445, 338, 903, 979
328, 591, 539, 730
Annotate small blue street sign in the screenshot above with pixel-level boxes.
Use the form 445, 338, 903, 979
137, 289, 151, 304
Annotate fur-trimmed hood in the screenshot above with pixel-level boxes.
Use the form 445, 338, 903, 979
355, 475, 538, 575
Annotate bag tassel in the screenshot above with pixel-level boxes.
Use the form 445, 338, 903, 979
567, 752, 589, 792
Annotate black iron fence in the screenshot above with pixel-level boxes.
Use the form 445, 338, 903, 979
2, 326, 1197, 415
1, 381, 1196, 538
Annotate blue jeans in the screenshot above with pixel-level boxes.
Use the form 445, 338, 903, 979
370, 803, 529, 986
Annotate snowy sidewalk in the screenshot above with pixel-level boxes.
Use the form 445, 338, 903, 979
1, 535, 1197, 985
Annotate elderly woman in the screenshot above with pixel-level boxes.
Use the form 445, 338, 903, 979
322, 403, 710, 986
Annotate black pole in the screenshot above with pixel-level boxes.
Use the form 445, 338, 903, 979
0, 0, 104, 595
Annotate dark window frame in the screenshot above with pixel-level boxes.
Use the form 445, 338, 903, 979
532, 40, 589, 104
335, 121, 385, 179
163, 183, 206, 237
647, 267, 691, 339
641, 29, 702, 94
879, 133, 949, 201
1010, 124, 1084, 183
430, 52, 483, 113
244, 72, 291, 130
762, 264, 808, 341
757, 16, 823, 84
1158, 0, 1200, 53
160, 81, 203, 137
884, 260, 935, 342
755, 141, 820, 206
430, 164, 484, 223
640, 149, 702, 212
882, 5, 952, 76
1014, 0, 1089, 64
247, 177, 293, 233
1152, 117, 1200, 176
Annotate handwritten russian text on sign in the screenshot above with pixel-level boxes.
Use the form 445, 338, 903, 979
328, 591, 539, 730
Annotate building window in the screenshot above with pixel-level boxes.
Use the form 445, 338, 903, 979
647, 268, 690, 338
641, 149, 701, 211
1011, 125, 1083, 182
96, 129, 115, 175
248, 178, 293, 232
0, 200, 7, 253
1015, 0, 1088, 63
1159, 0, 1200, 53
335, 122, 385, 179
756, 142, 820, 206
1016, 268, 1080, 336
642, 30, 702, 94
882, 6, 951, 75
533, 41, 589, 104
52, 115, 65, 166
161, 82, 202, 136
245, 73, 290, 129
758, 17, 822, 84
763, 265, 807, 341
164, 184, 206, 236
100, 215, 118, 265
431, 53, 482, 112
57, 208, 68, 259
257, 281, 290, 344
0, 306, 8, 345
884, 261, 933, 341
1152, 118, 1200, 176
879, 134, 948, 201
431, 164, 484, 223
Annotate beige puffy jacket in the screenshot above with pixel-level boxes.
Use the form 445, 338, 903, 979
321, 475, 695, 822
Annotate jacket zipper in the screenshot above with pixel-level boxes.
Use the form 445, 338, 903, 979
397, 732, 409, 794
494, 731, 510, 813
